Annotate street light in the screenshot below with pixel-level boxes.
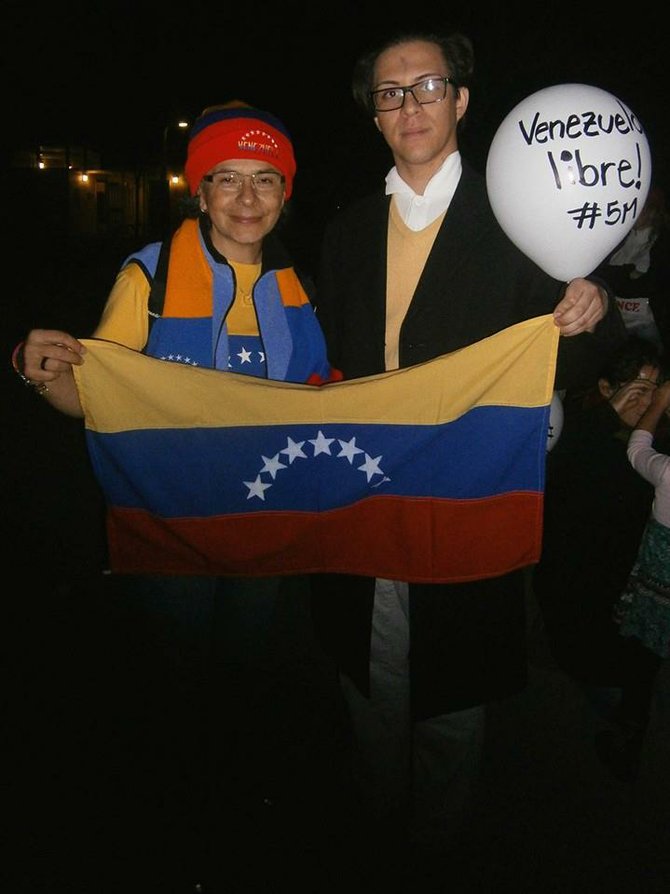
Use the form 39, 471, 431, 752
162, 120, 189, 167
162, 119, 189, 223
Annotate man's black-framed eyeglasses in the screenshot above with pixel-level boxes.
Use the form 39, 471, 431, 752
370, 76, 456, 112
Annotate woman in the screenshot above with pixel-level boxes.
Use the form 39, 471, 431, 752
16, 101, 336, 405
13, 102, 340, 887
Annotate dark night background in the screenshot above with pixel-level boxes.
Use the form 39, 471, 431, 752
7, 2, 669, 191
5, 7, 670, 894
6, 1, 668, 285
5, 5, 670, 893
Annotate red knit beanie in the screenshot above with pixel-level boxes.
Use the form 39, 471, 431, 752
185, 102, 296, 198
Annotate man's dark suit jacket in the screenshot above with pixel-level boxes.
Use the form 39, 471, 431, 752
310, 161, 626, 720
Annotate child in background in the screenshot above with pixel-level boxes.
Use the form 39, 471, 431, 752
603, 379, 670, 779
615, 379, 670, 657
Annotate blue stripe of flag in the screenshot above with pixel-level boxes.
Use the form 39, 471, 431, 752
86, 404, 549, 517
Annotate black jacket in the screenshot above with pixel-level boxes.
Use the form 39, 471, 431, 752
310, 161, 626, 719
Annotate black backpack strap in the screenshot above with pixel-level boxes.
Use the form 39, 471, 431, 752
147, 230, 173, 333
296, 266, 316, 304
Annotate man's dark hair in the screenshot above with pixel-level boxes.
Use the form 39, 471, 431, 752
351, 31, 474, 118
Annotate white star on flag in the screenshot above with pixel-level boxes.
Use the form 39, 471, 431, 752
244, 475, 273, 501
337, 437, 364, 464
309, 430, 335, 456
260, 454, 287, 479
280, 437, 307, 464
358, 454, 385, 482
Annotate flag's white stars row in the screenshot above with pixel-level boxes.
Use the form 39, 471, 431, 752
161, 353, 199, 366
230, 348, 265, 366
244, 431, 390, 501
160, 348, 266, 367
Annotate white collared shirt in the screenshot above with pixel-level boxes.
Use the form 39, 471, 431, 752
385, 152, 462, 231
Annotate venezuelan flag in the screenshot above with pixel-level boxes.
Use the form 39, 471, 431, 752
73, 314, 559, 582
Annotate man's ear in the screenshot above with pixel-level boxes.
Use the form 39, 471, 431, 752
455, 86, 470, 123
598, 377, 615, 399
374, 116, 382, 132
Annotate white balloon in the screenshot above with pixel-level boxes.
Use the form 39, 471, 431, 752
546, 392, 564, 452
486, 84, 651, 282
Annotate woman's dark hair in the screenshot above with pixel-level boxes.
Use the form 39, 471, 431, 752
179, 195, 201, 220
351, 31, 474, 118
567, 334, 663, 413
599, 335, 662, 388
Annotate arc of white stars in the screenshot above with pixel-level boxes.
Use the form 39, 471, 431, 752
245, 430, 390, 501
163, 353, 198, 366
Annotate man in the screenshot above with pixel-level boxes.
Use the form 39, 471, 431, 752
309, 30, 625, 855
